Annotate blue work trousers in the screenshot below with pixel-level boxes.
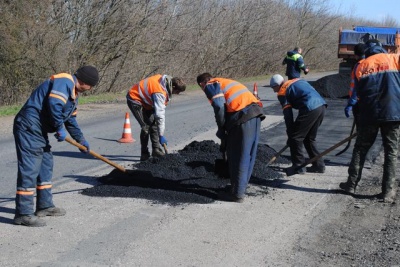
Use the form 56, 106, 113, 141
227, 117, 261, 198
13, 115, 54, 216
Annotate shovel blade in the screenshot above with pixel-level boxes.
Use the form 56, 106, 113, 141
214, 159, 230, 179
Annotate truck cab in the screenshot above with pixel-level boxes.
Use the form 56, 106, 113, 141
338, 26, 400, 74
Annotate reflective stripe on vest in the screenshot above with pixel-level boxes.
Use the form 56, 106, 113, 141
211, 78, 260, 112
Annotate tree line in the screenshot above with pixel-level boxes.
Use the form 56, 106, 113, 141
0, 0, 397, 106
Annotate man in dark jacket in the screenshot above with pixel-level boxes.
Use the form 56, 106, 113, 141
13, 66, 99, 227
270, 74, 327, 176
282, 47, 309, 80
197, 73, 265, 203
339, 41, 399, 203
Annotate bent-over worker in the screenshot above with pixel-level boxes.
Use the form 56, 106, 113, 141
13, 66, 99, 227
126, 75, 186, 161
197, 73, 265, 203
270, 74, 327, 176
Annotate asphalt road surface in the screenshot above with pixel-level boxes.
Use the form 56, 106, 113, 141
0, 71, 389, 266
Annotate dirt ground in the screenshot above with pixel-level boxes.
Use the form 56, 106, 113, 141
84, 123, 400, 266
294, 153, 400, 267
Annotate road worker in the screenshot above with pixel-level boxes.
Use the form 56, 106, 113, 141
13, 65, 99, 227
196, 73, 265, 203
339, 41, 399, 203
127, 75, 186, 161
270, 74, 327, 176
282, 47, 309, 80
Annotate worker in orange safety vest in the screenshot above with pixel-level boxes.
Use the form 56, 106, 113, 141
196, 73, 265, 203
126, 74, 186, 161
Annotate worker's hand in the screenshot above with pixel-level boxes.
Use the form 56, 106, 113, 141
54, 128, 67, 142
79, 139, 90, 154
216, 128, 226, 139
344, 105, 353, 118
159, 136, 168, 146
304, 68, 309, 75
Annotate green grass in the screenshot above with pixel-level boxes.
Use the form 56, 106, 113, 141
0, 105, 22, 117
0, 75, 271, 117
78, 91, 126, 104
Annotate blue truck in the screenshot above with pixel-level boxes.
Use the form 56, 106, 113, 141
338, 26, 400, 74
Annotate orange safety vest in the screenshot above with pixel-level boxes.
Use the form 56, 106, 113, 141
207, 78, 262, 112
277, 78, 299, 110
349, 59, 364, 97
128, 74, 169, 110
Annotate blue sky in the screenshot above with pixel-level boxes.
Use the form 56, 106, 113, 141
328, 0, 400, 24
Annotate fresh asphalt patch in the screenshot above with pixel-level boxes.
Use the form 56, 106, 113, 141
81, 140, 290, 205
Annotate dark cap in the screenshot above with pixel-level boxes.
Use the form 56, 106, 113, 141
75, 65, 99, 86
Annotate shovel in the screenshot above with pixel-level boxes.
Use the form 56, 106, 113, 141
286, 132, 357, 176
214, 151, 229, 179
335, 119, 356, 156
163, 143, 168, 154
65, 137, 126, 173
267, 144, 289, 167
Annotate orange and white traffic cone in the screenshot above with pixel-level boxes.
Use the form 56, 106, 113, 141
253, 83, 259, 99
118, 112, 135, 143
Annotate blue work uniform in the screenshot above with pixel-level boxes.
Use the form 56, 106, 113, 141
13, 73, 85, 216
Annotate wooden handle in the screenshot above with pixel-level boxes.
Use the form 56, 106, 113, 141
302, 132, 357, 168
65, 137, 126, 173
267, 145, 289, 166
163, 143, 168, 154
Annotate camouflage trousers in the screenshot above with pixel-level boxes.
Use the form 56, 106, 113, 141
347, 121, 400, 194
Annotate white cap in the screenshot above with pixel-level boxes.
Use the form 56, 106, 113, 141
270, 74, 284, 87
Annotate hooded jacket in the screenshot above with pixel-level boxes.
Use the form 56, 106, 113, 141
282, 50, 307, 79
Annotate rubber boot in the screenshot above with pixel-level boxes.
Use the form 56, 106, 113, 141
383, 190, 396, 203
339, 181, 356, 195
140, 148, 150, 161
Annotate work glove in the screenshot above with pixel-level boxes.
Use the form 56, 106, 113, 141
159, 136, 168, 146
344, 104, 353, 118
304, 68, 309, 75
54, 128, 67, 142
79, 139, 90, 154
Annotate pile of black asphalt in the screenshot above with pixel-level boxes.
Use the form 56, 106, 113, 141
81, 140, 290, 205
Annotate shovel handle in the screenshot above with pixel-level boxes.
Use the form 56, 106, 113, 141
65, 137, 126, 173
300, 132, 358, 169
267, 145, 289, 166
163, 143, 168, 154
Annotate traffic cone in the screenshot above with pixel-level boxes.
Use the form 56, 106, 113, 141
253, 83, 259, 99
118, 112, 135, 143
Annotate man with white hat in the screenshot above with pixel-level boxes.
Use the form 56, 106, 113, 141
270, 74, 327, 176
